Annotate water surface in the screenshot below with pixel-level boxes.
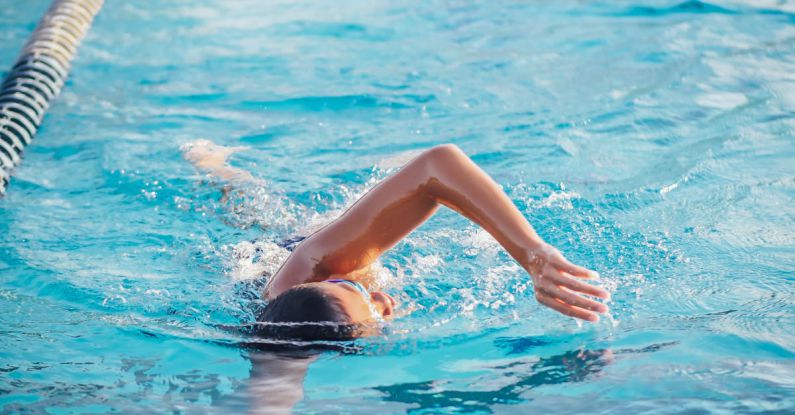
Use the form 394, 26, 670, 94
1, 0, 793, 413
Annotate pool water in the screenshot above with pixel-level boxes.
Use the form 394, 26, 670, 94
1, 0, 794, 413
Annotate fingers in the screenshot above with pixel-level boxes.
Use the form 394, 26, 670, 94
534, 269, 609, 321
539, 284, 608, 313
544, 267, 610, 299
549, 253, 598, 279
535, 292, 599, 322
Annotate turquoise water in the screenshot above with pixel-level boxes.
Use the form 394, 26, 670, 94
2, 0, 794, 413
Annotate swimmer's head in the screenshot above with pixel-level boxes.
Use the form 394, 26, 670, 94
257, 281, 396, 340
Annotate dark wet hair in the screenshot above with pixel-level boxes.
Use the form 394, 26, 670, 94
251, 284, 360, 342
259, 284, 346, 323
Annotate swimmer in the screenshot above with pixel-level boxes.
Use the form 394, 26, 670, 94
184, 142, 610, 338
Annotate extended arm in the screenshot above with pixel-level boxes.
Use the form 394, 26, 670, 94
268, 144, 609, 322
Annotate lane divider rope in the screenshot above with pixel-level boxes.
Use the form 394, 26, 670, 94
0, 0, 103, 194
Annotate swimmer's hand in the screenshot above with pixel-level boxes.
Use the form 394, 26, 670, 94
525, 243, 610, 322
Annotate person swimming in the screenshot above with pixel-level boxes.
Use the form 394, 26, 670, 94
184, 142, 610, 340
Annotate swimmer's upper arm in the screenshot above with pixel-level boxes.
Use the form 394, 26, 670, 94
296, 146, 453, 277
267, 145, 454, 291
264, 248, 317, 299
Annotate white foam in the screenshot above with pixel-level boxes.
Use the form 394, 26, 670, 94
227, 240, 290, 281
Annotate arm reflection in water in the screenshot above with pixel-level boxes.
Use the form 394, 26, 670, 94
371, 341, 675, 412
240, 346, 611, 414
374, 347, 615, 412
245, 350, 316, 415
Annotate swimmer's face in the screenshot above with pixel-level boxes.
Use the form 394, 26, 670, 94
319, 282, 396, 324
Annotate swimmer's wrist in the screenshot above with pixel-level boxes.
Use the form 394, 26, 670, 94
521, 241, 554, 276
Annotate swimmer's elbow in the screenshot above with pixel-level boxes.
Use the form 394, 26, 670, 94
423, 143, 465, 163
417, 143, 468, 183
415, 144, 466, 175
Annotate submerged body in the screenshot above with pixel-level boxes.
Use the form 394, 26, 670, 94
185, 142, 610, 330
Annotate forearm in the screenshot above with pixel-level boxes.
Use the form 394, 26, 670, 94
417, 145, 608, 321
422, 145, 544, 268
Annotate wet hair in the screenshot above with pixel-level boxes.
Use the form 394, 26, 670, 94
251, 284, 360, 342
259, 284, 347, 324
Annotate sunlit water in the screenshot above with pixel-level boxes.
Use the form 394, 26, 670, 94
1, 0, 794, 413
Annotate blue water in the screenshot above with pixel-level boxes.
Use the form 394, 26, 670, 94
2, 0, 794, 413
